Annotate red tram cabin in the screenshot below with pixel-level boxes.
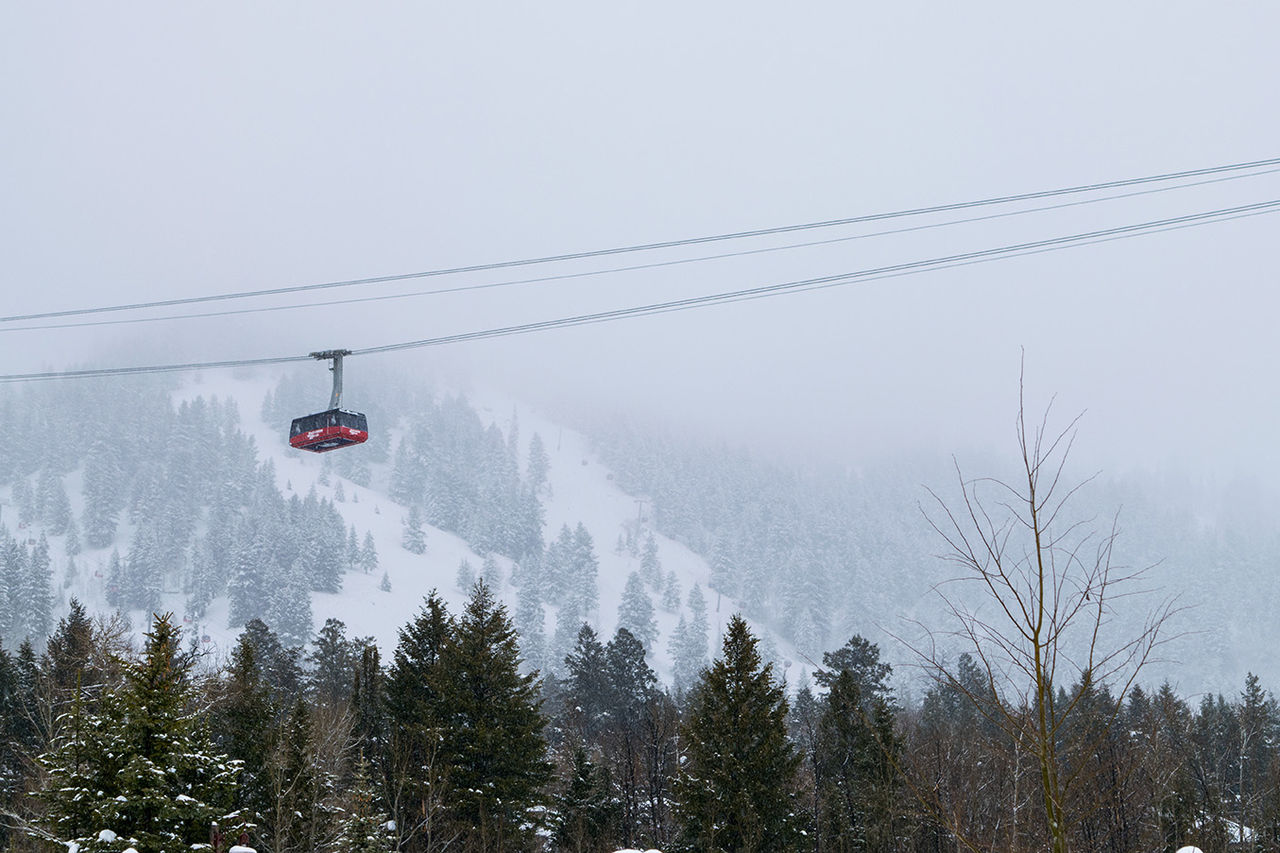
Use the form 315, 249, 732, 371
289, 408, 369, 453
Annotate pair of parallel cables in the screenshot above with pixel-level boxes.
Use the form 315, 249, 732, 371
2, 155, 1278, 383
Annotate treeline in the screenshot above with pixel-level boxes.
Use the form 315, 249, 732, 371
588, 417, 1280, 693
0, 370, 558, 655
587, 418, 939, 659
2, 589, 1277, 853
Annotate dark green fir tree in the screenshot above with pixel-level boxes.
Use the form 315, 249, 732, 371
434, 582, 552, 849
673, 614, 803, 853
34, 614, 244, 852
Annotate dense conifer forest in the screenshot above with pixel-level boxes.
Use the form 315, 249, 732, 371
2, 370, 1280, 852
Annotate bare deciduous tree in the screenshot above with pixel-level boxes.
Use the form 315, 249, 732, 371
914, 376, 1177, 853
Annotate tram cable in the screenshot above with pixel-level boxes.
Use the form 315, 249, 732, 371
1, 196, 1275, 385
6, 165, 1278, 335
3, 154, 1279, 326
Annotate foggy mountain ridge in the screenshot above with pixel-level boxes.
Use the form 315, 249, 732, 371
0, 362, 1273, 699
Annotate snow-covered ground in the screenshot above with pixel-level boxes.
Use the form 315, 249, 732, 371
35, 368, 804, 685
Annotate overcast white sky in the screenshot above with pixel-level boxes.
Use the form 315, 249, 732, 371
3, 2, 1278, 475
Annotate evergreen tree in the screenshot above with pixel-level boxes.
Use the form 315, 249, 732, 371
266, 557, 314, 647
673, 614, 803, 853
238, 617, 304, 698
402, 504, 428, 554
35, 614, 244, 852
668, 615, 708, 697
37, 468, 72, 535
456, 558, 476, 591
570, 523, 600, 616
601, 627, 662, 848
81, 440, 124, 549
617, 571, 657, 651
351, 643, 387, 766
22, 534, 54, 641
434, 583, 552, 848
360, 531, 379, 574
332, 757, 394, 853
64, 517, 82, 557
640, 531, 661, 588
552, 745, 622, 852
527, 431, 551, 497
105, 548, 126, 612
814, 667, 903, 852
348, 524, 361, 568
268, 698, 335, 853
482, 551, 503, 589
214, 631, 277, 836
124, 525, 162, 615
513, 577, 547, 675
306, 617, 357, 707
688, 583, 710, 649
563, 624, 613, 740
385, 592, 452, 852
661, 569, 681, 613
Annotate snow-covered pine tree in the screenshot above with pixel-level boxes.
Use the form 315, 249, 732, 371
543, 524, 574, 602
667, 616, 700, 697
456, 558, 476, 591
616, 571, 657, 651
22, 535, 53, 642
0, 544, 12, 644
383, 592, 451, 849
359, 531, 379, 575
12, 477, 35, 525
37, 468, 72, 536
331, 757, 394, 853
526, 432, 550, 497
513, 576, 546, 675
344, 524, 358, 569
63, 517, 81, 557
402, 504, 427, 554
265, 557, 313, 647
640, 531, 661, 588
227, 531, 272, 629
482, 552, 503, 589
661, 569, 681, 613
569, 523, 599, 616
34, 614, 244, 852
708, 536, 737, 597
551, 745, 620, 852
104, 549, 126, 613
81, 440, 124, 549
124, 525, 161, 616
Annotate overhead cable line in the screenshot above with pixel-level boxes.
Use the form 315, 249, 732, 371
8, 166, 1278, 335
2, 197, 1275, 385
3, 155, 1280, 325
352, 198, 1280, 355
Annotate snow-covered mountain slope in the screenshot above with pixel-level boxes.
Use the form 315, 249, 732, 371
43, 369, 803, 685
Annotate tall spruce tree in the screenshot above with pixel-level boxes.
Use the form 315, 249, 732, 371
402, 504, 428, 554
674, 614, 803, 853
385, 592, 452, 853
434, 582, 552, 849
35, 614, 243, 852
332, 757, 394, 853
617, 571, 657, 651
